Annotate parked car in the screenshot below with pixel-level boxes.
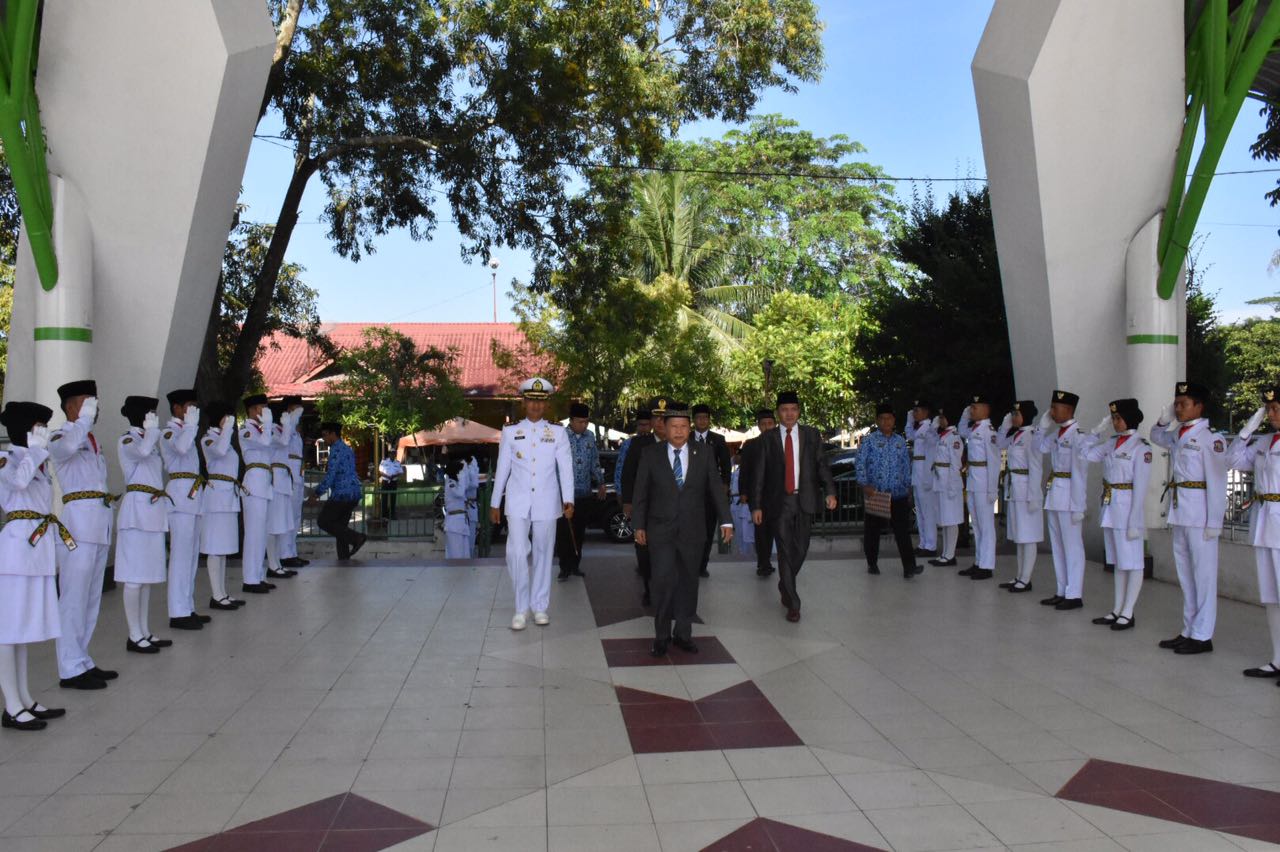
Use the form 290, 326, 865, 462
486, 450, 633, 544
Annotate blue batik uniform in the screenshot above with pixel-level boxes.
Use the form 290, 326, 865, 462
855, 432, 912, 497
567, 429, 603, 497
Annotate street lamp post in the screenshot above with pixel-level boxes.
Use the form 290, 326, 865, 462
489, 257, 500, 322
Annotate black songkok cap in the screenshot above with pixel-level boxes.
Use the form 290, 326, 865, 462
1174, 381, 1210, 404
911, 399, 931, 411
1051, 389, 1080, 408
568, 402, 590, 419
282, 395, 303, 409
120, 396, 158, 425
204, 400, 234, 426
776, 391, 800, 407
166, 388, 198, 407
969, 393, 990, 406
1013, 399, 1038, 421
1109, 398, 1143, 429
633, 407, 652, 422
755, 408, 775, 422
320, 421, 342, 435
243, 393, 269, 409
57, 379, 97, 403
691, 404, 711, 416
875, 402, 894, 416
1, 401, 53, 446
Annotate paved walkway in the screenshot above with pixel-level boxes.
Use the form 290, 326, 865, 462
0, 539, 1278, 851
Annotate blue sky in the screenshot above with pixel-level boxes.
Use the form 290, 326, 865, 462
238, 1, 1280, 326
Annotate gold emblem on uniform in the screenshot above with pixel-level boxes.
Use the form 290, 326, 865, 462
658, 399, 667, 411
1267, 390, 1276, 402
533, 379, 544, 391
1177, 383, 1188, 393
1055, 391, 1064, 400
1109, 403, 1117, 413
972, 395, 980, 403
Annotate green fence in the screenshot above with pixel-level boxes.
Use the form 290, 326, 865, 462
299, 478, 441, 540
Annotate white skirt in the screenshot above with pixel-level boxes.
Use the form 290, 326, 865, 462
201, 512, 240, 555
114, 528, 168, 584
267, 492, 293, 535
1006, 500, 1044, 544
0, 574, 60, 644
937, 490, 964, 527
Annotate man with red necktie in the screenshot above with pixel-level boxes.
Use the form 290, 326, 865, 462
750, 391, 837, 623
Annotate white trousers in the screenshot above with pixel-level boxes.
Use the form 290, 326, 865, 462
283, 484, 305, 559
505, 516, 555, 615
55, 541, 108, 678
467, 510, 478, 557
913, 484, 938, 550
242, 495, 269, 585
167, 513, 200, 618
1103, 527, 1145, 572
967, 491, 995, 569
1046, 510, 1085, 598
1172, 524, 1218, 641
1255, 546, 1280, 605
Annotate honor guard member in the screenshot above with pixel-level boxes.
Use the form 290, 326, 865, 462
489, 378, 574, 630
239, 394, 277, 594
556, 402, 603, 580
1081, 399, 1151, 630
996, 401, 1045, 592
730, 450, 756, 555
0, 403, 69, 730
464, 455, 480, 556
739, 409, 777, 576
49, 380, 117, 690
116, 396, 172, 654
265, 404, 301, 580
691, 404, 733, 578
199, 401, 244, 611
279, 396, 309, 568
442, 460, 472, 558
1229, 388, 1280, 680
905, 399, 939, 556
1036, 389, 1091, 610
958, 396, 999, 580
929, 411, 964, 567
1152, 381, 1230, 654
622, 399, 670, 605
160, 389, 207, 630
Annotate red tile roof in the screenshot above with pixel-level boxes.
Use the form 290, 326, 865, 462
257, 322, 538, 399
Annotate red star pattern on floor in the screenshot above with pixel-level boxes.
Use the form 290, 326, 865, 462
699, 816, 887, 851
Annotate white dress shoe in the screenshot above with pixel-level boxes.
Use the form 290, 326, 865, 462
533, 611, 550, 626
511, 613, 527, 631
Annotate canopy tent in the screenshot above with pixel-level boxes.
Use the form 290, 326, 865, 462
711, 426, 750, 445
396, 417, 501, 458
558, 419, 629, 443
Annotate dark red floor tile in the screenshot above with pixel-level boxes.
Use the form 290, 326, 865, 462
1154, 784, 1280, 830
1056, 759, 1142, 797
762, 817, 887, 851
1067, 789, 1195, 825
319, 828, 434, 851
671, 637, 735, 664
699, 816, 777, 851
615, 685, 685, 705
329, 794, 433, 832
603, 636, 736, 667
227, 794, 347, 833
708, 720, 803, 751
627, 722, 719, 754
605, 649, 671, 667
622, 701, 704, 728
701, 681, 770, 703
697, 698, 785, 725
1224, 823, 1280, 844
203, 831, 327, 852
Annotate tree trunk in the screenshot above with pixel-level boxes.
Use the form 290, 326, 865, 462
195, 271, 225, 404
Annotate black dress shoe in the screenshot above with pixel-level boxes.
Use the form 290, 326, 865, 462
867, 565, 881, 575
1243, 664, 1280, 678
913, 564, 924, 575
998, 580, 1016, 589
571, 568, 585, 577
195, 614, 212, 623
650, 640, 669, 658
266, 567, 296, 579
915, 548, 937, 557
296, 557, 310, 566
25, 703, 65, 720
169, 615, 203, 630
929, 557, 957, 567
210, 597, 240, 610
1158, 634, 1188, 649
785, 609, 801, 623
969, 568, 993, 580
349, 533, 368, 557
903, 567, 916, 579
699, 569, 710, 578
59, 672, 106, 690
1055, 598, 1083, 611
672, 637, 698, 653
641, 593, 652, 607
280, 557, 307, 568
557, 571, 571, 582
1174, 638, 1213, 655
1, 710, 46, 731
145, 635, 173, 648
1008, 582, 1033, 593
1040, 595, 1064, 606
957, 566, 976, 576
1092, 613, 1119, 626
88, 667, 118, 681
126, 638, 160, 654
756, 565, 774, 576
1111, 616, 1135, 631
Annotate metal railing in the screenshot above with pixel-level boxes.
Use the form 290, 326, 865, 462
1224, 467, 1255, 542
298, 473, 440, 540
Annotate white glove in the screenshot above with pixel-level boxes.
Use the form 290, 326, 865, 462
221, 414, 236, 431
27, 425, 49, 450
962, 405, 972, 421
929, 416, 940, 430
1091, 415, 1111, 436
261, 407, 273, 426
185, 404, 201, 425
998, 413, 1012, 433
143, 411, 159, 431
1240, 405, 1266, 440
1126, 527, 1141, 541
1037, 411, 1054, 431
1071, 512, 1084, 524
1204, 527, 1221, 541
1160, 402, 1176, 428
79, 396, 98, 422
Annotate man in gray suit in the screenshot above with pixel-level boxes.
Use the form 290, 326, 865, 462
751, 391, 837, 623
632, 403, 733, 657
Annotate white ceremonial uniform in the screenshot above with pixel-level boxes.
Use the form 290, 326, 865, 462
200, 426, 241, 555
1082, 431, 1152, 570
160, 415, 202, 618
465, 457, 480, 556
443, 474, 471, 558
268, 419, 296, 537
730, 464, 755, 554
906, 415, 939, 550
959, 414, 999, 570
997, 425, 1044, 544
239, 418, 275, 585
490, 418, 574, 616
284, 423, 305, 559
115, 425, 170, 584
1229, 432, 1280, 604
0, 447, 63, 644
1037, 420, 1094, 599
932, 426, 965, 527
1152, 419, 1229, 640
49, 411, 113, 679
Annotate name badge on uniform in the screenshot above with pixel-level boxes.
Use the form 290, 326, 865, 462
514, 435, 526, 441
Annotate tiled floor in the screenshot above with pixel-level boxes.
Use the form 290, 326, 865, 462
0, 537, 1278, 851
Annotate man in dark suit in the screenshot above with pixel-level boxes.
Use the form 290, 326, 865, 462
691, 404, 732, 578
751, 391, 837, 623
738, 408, 777, 576
621, 397, 671, 606
632, 403, 733, 656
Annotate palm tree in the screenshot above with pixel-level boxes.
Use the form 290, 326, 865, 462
626, 171, 771, 349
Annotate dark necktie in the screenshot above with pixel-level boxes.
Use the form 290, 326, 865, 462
784, 429, 796, 494
673, 450, 684, 489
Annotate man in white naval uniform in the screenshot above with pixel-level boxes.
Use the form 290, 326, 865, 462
904, 399, 938, 556
1036, 389, 1092, 611
958, 396, 999, 580
160, 389, 208, 631
239, 394, 277, 594
489, 377, 574, 630
1152, 381, 1229, 655
265, 405, 300, 580
279, 396, 309, 569
49, 380, 118, 690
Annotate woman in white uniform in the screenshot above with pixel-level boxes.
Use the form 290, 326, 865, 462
729, 452, 755, 555
0, 402, 67, 730
1082, 399, 1152, 630
1229, 388, 1280, 681
928, 412, 965, 567
265, 404, 300, 580
996, 400, 1044, 593
442, 461, 471, 558
115, 396, 171, 654
199, 401, 244, 611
